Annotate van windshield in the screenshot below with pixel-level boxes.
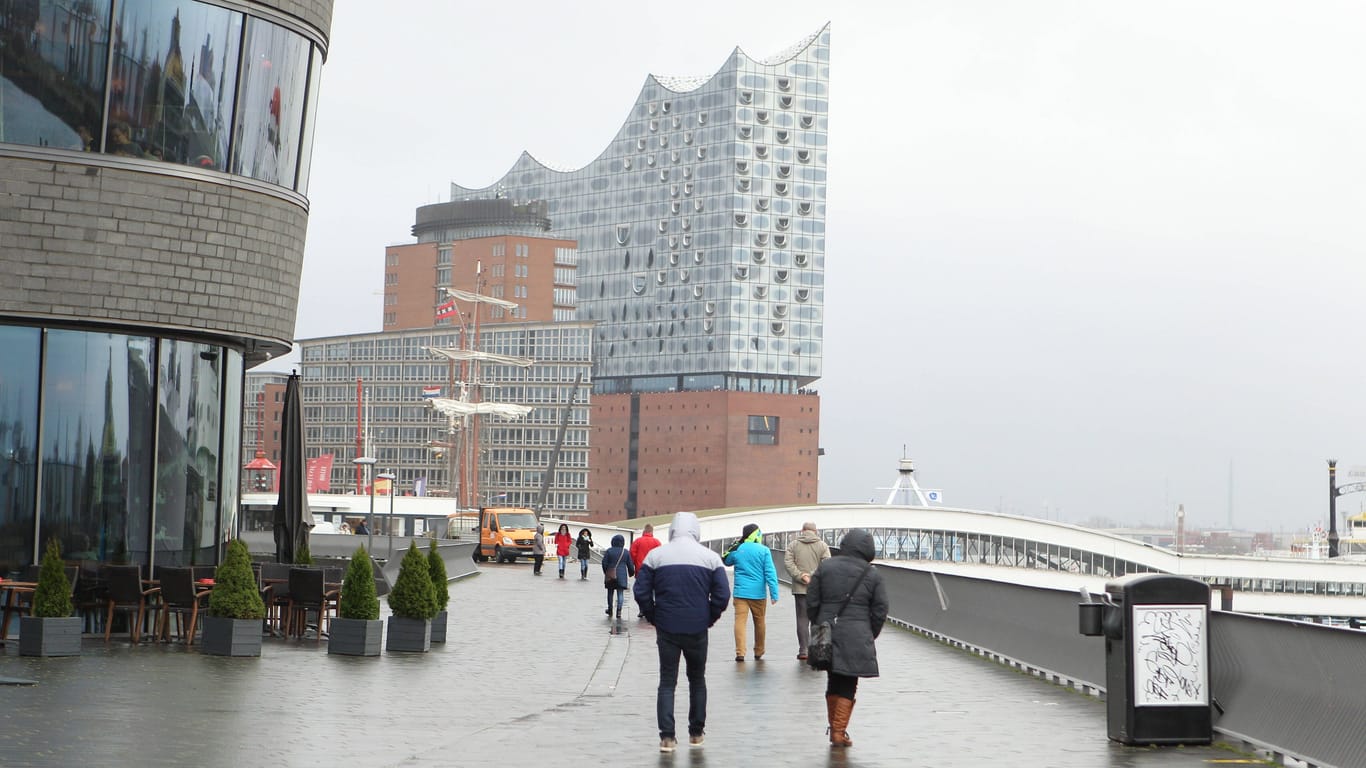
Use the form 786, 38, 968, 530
498, 513, 538, 529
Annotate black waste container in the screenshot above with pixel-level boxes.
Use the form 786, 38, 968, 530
1101, 574, 1211, 745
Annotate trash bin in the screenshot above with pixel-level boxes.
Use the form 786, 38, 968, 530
1089, 573, 1212, 745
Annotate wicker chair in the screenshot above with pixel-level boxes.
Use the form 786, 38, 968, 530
103, 565, 159, 643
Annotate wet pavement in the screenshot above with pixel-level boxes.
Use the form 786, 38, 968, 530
0, 563, 1267, 767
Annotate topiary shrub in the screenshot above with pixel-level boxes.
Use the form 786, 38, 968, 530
427, 539, 449, 614
388, 542, 438, 620
295, 542, 313, 565
339, 545, 380, 621
208, 539, 266, 620
31, 539, 72, 618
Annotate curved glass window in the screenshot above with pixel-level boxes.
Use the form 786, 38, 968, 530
107, 1, 241, 169
154, 339, 222, 566
1, 1, 323, 192
233, 16, 309, 186
0, 0, 112, 151
40, 330, 156, 565
0, 327, 41, 574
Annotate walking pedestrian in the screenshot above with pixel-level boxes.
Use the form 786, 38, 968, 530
722, 523, 779, 662
531, 523, 546, 575
806, 528, 888, 748
630, 523, 662, 571
634, 512, 731, 752
601, 534, 634, 618
783, 521, 831, 660
576, 528, 595, 579
554, 523, 573, 578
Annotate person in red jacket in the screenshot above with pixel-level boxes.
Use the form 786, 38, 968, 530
554, 523, 573, 579
630, 523, 662, 571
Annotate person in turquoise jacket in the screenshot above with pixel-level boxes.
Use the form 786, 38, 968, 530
722, 522, 779, 661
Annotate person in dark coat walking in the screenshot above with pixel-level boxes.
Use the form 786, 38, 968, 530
601, 534, 635, 618
806, 528, 888, 748
576, 528, 594, 580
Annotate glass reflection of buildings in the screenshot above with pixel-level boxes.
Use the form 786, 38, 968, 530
0, 0, 330, 575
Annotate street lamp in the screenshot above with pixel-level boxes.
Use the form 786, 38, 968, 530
353, 456, 377, 553
377, 471, 397, 560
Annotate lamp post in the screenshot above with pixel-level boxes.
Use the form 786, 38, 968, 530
353, 456, 377, 553
378, 471, 396, 560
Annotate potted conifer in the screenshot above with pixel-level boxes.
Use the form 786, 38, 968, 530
329, 545, 382, 656
427, 539, 450, 643
201, 539, 266, 657
385, 542, 438, 652
19, 539, 81, 657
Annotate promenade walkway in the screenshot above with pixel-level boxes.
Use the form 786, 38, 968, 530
0, 562, 1263, 767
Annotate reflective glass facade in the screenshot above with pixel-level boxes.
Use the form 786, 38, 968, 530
449, 26, 830, 393
0, 0, 322, 189
0, 324, 241, 572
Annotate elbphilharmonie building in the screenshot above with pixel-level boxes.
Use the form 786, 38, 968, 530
450, 25, 830, 518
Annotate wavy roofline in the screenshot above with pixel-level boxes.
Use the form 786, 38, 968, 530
451, 22, 830, 192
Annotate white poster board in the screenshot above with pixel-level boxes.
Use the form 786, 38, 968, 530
1132, 604, 1208, 707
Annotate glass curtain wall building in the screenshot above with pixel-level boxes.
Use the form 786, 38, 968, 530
449, 25, 830, 396
0, 0, 333, 573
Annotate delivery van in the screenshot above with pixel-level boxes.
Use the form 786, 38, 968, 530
473, 507, 540, 563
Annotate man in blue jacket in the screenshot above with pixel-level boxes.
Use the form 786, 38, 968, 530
722, 522, 779, 662
634, 511, 731, 752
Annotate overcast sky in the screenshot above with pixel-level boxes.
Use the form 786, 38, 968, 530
293, 0, 1366, 532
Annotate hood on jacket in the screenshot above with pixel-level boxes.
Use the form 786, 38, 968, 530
795, 529, 821, 544
838, 529, 876, 562
611, 533, 625, 547
669, 512, 701, 543
535, 524, 545, 534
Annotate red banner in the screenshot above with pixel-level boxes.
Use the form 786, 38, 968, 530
306, 454, 334, 493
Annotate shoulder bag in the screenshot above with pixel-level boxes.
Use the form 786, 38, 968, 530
807, 562, 872, 671
604, 550, 627, 589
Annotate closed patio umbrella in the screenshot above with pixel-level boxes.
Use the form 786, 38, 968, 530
273, 372, 311, 563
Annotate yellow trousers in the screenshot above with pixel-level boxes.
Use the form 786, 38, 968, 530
733, 598, 768, 658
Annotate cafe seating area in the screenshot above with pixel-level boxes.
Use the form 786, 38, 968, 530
2, 560, 349, 648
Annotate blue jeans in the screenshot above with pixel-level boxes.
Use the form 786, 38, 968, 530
557, 555, 568, 574
580, 557, 590, 577
656, 629, 708, 739
608, 586, 626, 614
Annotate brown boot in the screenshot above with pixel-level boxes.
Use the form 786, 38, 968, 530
828, 695, 855, 747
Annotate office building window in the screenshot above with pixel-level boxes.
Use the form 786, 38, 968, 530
748, 415, 779, 445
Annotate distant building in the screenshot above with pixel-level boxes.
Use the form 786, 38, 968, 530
449, 26, 831, 520
0, 0, 333, 571
384, 198, 578, 330
297, 323, 593, 515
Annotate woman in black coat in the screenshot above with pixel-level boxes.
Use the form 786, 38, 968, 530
806, 528, 888, 748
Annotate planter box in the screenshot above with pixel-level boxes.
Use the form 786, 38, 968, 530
199, 616, 263, 657
18, 616, 82, 657
430, 610, 448, 643
385, 616, 431, 653
329, 618, 383, 656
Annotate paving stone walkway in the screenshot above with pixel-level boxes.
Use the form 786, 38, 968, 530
0, 563, 1263, 767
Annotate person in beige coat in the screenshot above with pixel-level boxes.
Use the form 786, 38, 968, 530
783, 521, 831, 659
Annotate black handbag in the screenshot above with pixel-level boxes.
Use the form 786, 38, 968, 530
808, 562, 872, 671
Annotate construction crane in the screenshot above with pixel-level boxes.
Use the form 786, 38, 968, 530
535, 372, 583, 515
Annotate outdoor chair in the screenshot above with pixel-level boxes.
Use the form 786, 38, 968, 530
157, 567, 211, 645
260, 563, 292, 635
284, 568, 338, 643
103, 565, 159, 643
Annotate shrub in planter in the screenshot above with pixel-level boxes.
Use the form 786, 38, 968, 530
295, 543, 313, 565
427, 539, 450, 643
386, 542, 437, 652
20, 539, 80, 657
201, 539, 266, 657
330, 545, 382, 656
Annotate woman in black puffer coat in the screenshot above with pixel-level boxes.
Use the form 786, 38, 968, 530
806, 528, 888, 748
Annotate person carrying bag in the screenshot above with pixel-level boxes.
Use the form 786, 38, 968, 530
805, 529, 889, 749
601, 534, 635, 619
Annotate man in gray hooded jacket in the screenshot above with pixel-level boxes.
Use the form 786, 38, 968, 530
783, 521, 831, 659
634, 512, 731, 752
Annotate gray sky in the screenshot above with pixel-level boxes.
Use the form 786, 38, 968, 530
295, 0, 1366, 532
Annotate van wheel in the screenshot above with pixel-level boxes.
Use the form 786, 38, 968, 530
473, 548, 486, 563
493, 545, 504, 564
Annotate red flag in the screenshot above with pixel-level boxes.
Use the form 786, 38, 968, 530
306, 454, 333, 493
436, 300, 457, 320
